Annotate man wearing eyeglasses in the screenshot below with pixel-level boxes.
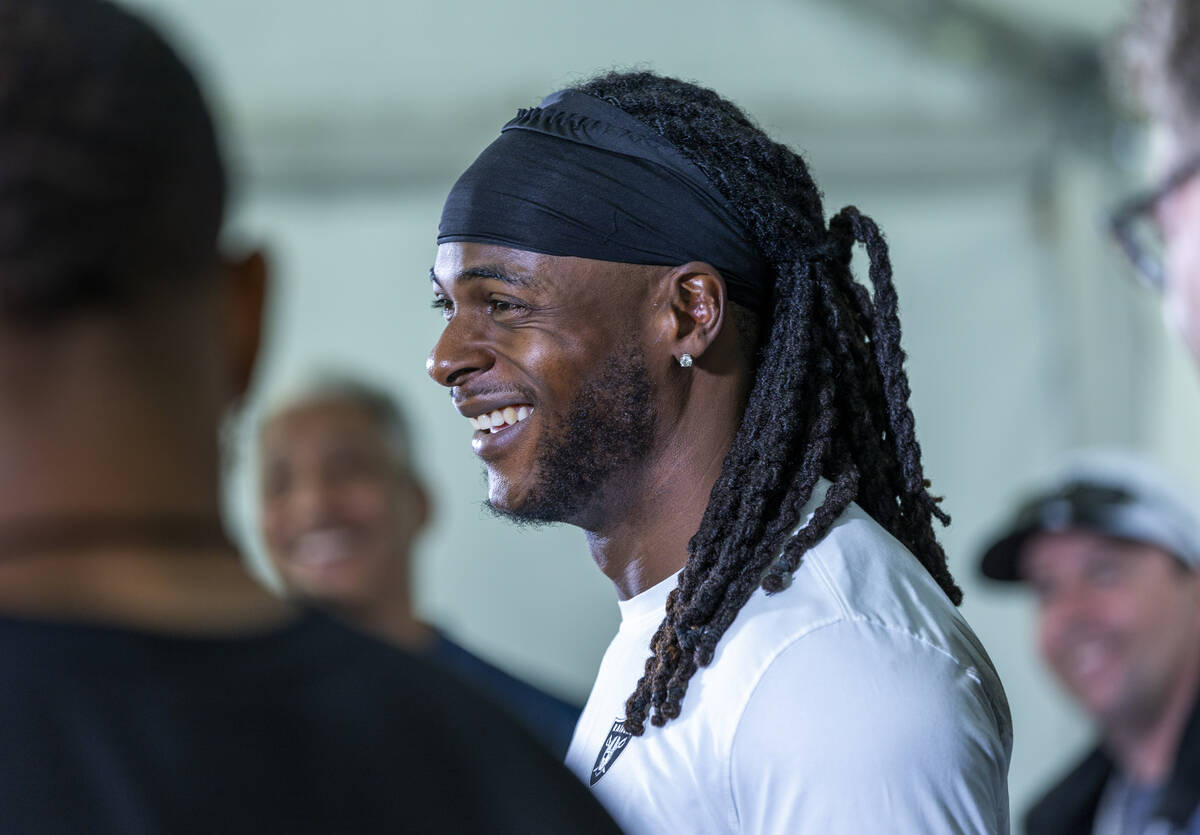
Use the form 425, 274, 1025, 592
979, 453, 1200, 835
1111, 1, 1200, 362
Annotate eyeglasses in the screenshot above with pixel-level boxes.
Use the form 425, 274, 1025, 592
1107, 155, 1200, 293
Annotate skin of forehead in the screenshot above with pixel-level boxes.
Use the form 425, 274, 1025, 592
1019, 528, 1189, 583
262, 397, 412, 478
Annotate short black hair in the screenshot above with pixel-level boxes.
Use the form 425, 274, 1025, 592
262, 374, 415, 470
0, 0, 226, 322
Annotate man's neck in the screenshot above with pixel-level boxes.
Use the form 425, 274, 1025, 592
337, 573, 435, 650
586, 413, 738, 601
0, 324, 225, 524
0, 325, 261, 633
1106, 651, 1200, 784
355, 609, 435, 649
0, 546, 295, 635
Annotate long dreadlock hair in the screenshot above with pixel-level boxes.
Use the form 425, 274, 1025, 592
569, 71, 962, 735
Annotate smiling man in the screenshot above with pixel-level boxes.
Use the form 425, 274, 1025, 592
428, 72, 1012, 833
980, 454, 1200, 834
260, 381, 430, 623
258, 375, 582, 756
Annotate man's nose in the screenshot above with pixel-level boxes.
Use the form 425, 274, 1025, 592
1043, 584, 1100, 636
291, 474, 338, 523
427, 314, 494, 388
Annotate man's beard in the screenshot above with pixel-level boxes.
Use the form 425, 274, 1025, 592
487, 344, 656, 527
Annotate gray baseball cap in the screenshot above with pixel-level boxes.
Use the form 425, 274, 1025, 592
980, 452, 1200, 582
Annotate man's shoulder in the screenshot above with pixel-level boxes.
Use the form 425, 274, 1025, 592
426, 631, 579, 713
0, 612, 621, 834
704, 501, 1010, 742
270, 614, 567, 734
723, 501, 983, 668
424, 630, 581, 758
0, 611, 468, 721
723, 611, 1013, 835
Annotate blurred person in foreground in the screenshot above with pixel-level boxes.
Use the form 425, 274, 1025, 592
428, 71, 1012, 833
980, 453, 1200, 834
258, 375, 582, 757
0, 1, 618, 831
1112, 0, 1200, 365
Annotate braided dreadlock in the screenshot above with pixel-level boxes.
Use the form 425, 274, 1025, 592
568, 71, 962, 735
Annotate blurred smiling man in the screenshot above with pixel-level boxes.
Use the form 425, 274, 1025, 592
428, 71, 1012, 833
259, 376, 582, 756
980, 454, 1200, 834
260, 379, 430, 634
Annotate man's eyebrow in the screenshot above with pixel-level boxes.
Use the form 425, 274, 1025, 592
428, 264, 542, 289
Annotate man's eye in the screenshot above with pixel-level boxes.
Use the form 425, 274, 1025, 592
1030, 578, 1056, 604
488, 299, 525, 316
431, 297, 453, 319
263, 468, 291, 499
1086, 558, 1123, 587
326, 455, 378, 483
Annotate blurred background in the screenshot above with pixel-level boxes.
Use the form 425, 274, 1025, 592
125, 0, 1200, 819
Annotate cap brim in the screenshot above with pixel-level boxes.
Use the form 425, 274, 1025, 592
979, 528, 1035, 582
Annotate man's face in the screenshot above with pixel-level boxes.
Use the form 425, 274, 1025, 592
258, 399, 424, 608
1022, 529, 1200, 731
427, 243, 661, 527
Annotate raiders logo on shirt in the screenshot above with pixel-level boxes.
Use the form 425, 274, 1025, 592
590, 719, 632, 785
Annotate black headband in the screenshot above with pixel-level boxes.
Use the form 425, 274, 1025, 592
437, 89, 771, 309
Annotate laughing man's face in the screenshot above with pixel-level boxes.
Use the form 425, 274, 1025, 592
259, 399, 422, 608
1022, 529, 1200, 731
427, 243, 659, 528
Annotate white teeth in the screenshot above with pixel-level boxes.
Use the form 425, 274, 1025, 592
292, 529, 354, 567
465, 405, 534, 434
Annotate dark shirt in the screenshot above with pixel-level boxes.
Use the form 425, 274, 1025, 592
1026, 691, 1200, 835
1094, 774, 1200, 834
424, 631, 581, 759
0, 610, 618, 835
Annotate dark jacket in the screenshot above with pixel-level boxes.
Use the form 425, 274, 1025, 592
1025, 693, 1200, 835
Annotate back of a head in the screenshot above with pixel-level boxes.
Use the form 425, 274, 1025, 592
0, 0, 226, 323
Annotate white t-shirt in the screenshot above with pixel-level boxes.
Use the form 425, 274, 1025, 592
566, 481, 1013, 834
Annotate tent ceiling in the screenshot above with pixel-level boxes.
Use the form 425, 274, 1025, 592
123, 0, 1132, 186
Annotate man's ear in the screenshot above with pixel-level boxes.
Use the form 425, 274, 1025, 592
224, 250, 268, 400
407, 475, 432, 534
661, 261, 727, 366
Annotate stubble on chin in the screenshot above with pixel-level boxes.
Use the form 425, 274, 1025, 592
484, 342, 655, 528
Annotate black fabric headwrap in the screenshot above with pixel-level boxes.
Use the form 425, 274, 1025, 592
437, 89, 771, 309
